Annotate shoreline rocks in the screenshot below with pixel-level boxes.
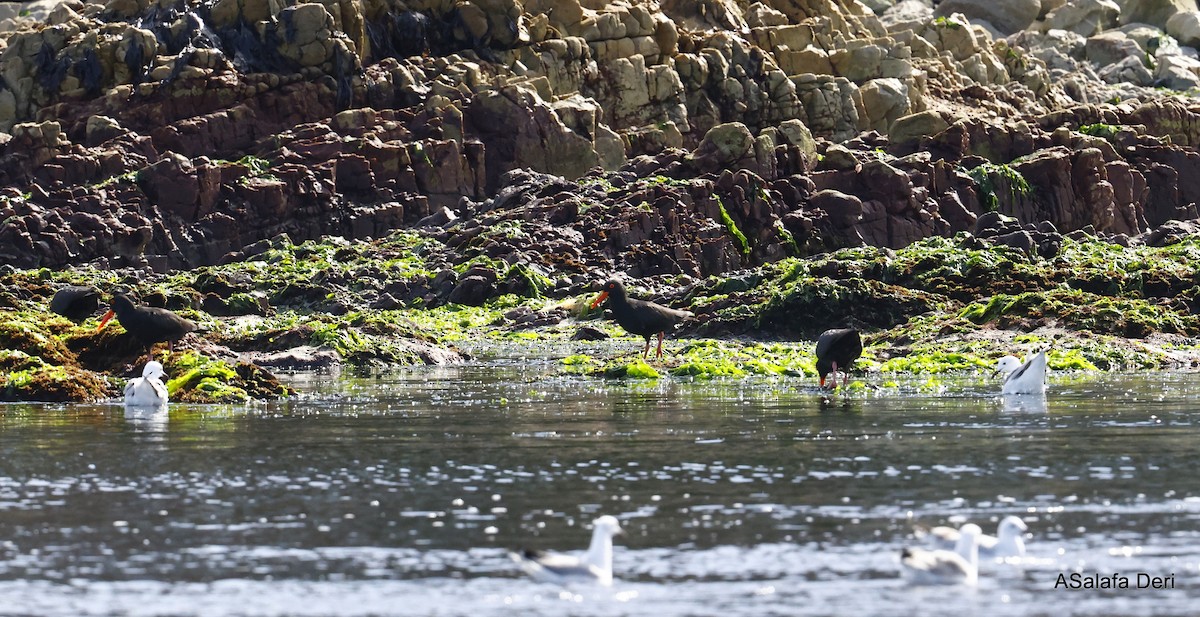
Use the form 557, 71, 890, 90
6, 0, 1200, 398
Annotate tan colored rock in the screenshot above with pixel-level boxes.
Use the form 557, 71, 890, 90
333, 107, 378, 132
85, 114, 124, 145
747, 2, 789, 27
778, 47, 835, 76
653, 12, 678, 59
1154, 53, 1200, 88
466, 84, 619, 187
830, 42, 894, 82
47, 4, 82, 25
1085, 31, 1143, 67
457, 1, 490, 41
890, 110, 950, 145
660, 0, 749, 32
526, 0, 583, 32
776, 118, 818, 168
794, 74, 864, 141
919, 14, 979, 62
936, 0, 1041, 34
209, 0, 240, 29
104, 0, 148, 19
859, 77, 911, 132
691, 121, 754, 172
1167, 10, 1200, 46
276, 3, 335, 67
1120, 0, 1198, 29
1045, 0, 1120, 36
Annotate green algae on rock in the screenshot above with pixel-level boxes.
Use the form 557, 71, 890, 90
164, 352, 292, 404
601, 359, 661, 380
1, 363, 116, 403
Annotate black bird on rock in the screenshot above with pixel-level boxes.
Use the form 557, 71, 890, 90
815, 328, 862, 389
590, 280, 693, 359
49, 285, 101, 323
97, 293, 198, 362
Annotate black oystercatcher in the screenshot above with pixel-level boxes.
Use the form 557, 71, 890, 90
815, 328, 862, 388
49, 285, 101, 323
589, 280, 693, 359
97, 293, 198, 362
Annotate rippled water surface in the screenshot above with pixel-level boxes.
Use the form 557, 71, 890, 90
3, 356, 1200, 616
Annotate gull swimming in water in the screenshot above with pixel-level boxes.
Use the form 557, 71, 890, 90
511, 515, 624, 586
927, 516, 1028, 558
995, 351, 1047, 395
124, 361, 168, 407
900, 523, 981, 586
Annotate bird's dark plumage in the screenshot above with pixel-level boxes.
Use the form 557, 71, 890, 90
50, 285, 101, 323
590, 280, 693, 359
815, 328, 862, 388
98, 293, 197, 361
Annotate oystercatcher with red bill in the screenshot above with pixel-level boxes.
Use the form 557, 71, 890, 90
589, 280, 693, 359
97, 293, 198, 363
815, 328, 862, 388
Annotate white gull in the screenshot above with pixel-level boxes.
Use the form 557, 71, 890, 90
124, 361, 168, 407
901, 523, 981, 586
995, 351, 1047, 395
511, 515, 624, 586
928, 516, 1027, 559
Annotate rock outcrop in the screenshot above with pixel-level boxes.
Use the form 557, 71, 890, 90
0, 0, 1198, 283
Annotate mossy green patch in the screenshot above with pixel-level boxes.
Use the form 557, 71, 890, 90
878, 351, 991, 373
505, 263, 554, 298
601, 359, 661, 379
0, 311, 78, 367
716, 196, 750, 256
668, 340, 816, 378
961, 288, 1198, 337
967, 162, 1031, 212
164, 352, 291, 403
1, 364, 114, 402
561, 353, 600, 374
1079, 123, 1124, 140
1046, 349, 1099, 371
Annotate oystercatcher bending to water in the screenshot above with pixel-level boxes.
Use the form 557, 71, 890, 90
815, 328, 862, 388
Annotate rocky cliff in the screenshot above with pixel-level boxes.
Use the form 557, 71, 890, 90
3, 0, 1200, 289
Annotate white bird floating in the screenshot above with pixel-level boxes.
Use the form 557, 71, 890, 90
995, 351, 1047, 395
927, 516, 1028, 559
900, 523, 981, 586
511, 515, 624, 586
124, 361, 168, 407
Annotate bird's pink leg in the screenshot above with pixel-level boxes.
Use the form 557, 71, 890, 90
831, 361, 839, 389
643, 339, 651, 358
656, 332, 665, 358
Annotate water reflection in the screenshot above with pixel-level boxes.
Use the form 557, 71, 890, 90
1001, 393, 1047, 413
123, 404, 169, 432
0, 368, 1199, 615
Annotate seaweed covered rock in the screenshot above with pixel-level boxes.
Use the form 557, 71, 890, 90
163, 352, 292, 403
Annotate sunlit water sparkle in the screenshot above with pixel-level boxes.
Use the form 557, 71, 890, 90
1, 361, 1200, 616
